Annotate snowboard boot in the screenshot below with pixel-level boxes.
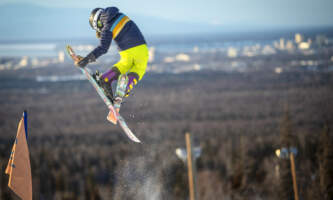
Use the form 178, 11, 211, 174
114, 74, 129, 112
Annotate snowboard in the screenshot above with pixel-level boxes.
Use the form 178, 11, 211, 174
66, 45, 141, 143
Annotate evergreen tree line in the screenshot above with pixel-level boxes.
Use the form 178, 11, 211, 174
0, 111, 332, 200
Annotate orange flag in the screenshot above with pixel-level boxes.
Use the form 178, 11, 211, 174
5, 111, 32, 200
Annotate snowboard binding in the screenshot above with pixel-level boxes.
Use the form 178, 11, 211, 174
93, 71, 129, 109
93, 70, 115, 104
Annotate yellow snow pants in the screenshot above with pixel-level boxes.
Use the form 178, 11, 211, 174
114, 44, 149, 80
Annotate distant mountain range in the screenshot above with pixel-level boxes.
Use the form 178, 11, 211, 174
1, 3, 333, 42
0, 3, 230, 40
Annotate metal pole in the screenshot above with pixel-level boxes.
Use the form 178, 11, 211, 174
289, 153, 299, 200
185, 133, 196, 200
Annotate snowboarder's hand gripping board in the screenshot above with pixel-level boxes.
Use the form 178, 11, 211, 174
67, 47, 96, 68
66, 45, 141, 143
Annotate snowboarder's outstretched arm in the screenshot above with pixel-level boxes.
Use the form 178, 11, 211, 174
75, 30, 112, 67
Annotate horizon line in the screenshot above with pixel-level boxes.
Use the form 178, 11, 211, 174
1, 25, 333, 43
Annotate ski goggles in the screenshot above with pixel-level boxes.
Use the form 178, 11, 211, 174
92, 9, 104, 32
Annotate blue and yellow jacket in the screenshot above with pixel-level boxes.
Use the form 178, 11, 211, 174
90, 7, 146, 59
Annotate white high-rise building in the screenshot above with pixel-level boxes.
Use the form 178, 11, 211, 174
58, 51, 65, 63
295, 33, 303, 44
148, 47, 155, 63
227, 47, 238, 58
279, 38, 285, 50
18, 56, 28, 67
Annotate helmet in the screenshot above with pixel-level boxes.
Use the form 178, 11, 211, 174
89, 8, 104, 32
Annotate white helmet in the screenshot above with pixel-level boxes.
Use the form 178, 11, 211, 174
89, 8, 104, 32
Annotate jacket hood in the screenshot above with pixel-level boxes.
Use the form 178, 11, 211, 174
100, 7, 119, 23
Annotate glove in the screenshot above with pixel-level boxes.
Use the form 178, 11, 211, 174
101, 67, 120, 84
125, 72, 139, 97
75, 53, 96, 68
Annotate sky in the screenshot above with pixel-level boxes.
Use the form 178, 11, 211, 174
1, 0, 333, 27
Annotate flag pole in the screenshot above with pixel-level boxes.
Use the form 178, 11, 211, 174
290, 152, 299, 200
23, 110, 28, 140
185, 133, 197, 200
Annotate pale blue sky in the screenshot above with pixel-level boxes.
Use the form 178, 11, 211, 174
2, 0, 333, 26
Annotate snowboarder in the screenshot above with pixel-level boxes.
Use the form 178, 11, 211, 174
75, 7, 148, 98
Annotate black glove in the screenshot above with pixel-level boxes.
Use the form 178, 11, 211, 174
77, 53, 96, 68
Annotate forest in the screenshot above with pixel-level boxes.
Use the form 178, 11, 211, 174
0, 68, 333, 200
